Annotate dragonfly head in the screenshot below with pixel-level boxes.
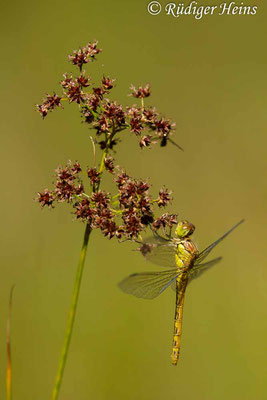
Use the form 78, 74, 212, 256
175, 220, 195, 238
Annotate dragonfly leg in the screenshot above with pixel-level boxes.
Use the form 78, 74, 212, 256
148, 224, 169, 241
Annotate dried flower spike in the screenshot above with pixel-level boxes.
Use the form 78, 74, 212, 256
36, 40, 181, 151
130, 84, 151, 98
69, 41, 101, 68
36, 94, 62, 118
38, 161, 177, 240
38, 189, 54, 207
157, 188, 172, 207
104, 157, 115, 173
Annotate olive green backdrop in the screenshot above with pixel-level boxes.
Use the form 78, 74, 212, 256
0, 0, 266, 399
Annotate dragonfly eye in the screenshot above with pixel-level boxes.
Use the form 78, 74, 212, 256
175, 221, 195, 238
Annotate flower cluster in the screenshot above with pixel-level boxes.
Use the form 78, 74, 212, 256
36, 94, 62, 118
37, 161, 83, 205
37, 161, 175, 239
127, 105, 176, 148
61, 72, 91, 104
93, 100, 126, 136
68, 41, 101, 69
36, 40, 180, 151
130, 84, 151, 98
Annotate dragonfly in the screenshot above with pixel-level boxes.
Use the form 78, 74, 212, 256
119, 219, 244, 365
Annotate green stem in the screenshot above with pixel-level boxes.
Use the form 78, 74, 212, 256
141, 97, 144, 111
99, 148, 107, 175
51, 223, 92, 400
51, 127, 113, 400
6, 286, 15, 400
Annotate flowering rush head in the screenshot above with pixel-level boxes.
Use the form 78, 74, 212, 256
36, 40, 181, 150
36, 41, 181, 240
37, 160, 177, 240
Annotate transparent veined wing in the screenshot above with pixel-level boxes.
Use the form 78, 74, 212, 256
195, 220, 244, 264
170, 257, 222, 292
118, 269, 179, 299
138, 235, 177, 268
189, 257, 222, 282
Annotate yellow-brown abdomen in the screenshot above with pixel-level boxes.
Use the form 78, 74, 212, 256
171, 277, 187, 365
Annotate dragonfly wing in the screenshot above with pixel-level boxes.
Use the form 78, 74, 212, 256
195, 220, 244, 264
146, 232, 169, 243
118, 269, 179, 300
168, 138, 184, 151
138, 236, 177, 268
188, 257, 222, 283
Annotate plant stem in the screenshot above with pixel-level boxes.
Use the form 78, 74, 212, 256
51, 223, 92, 400
51, 131, 111, 400
6, 285, 15, 400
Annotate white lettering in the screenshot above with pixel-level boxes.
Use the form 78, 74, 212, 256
177, 3, 185, 16
184, 1, 197, 15
242, 6, 252, 15
210, 6, 217, 14
195, 6, 204, 19
165, 3, 177, 17
164, 2, 257, 19
232, 6, 238, 14
219, 2, 235, 15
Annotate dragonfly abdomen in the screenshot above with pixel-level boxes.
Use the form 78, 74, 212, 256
171, 276, 188, 365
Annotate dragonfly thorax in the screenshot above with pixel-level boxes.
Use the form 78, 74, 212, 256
175, 238, 199, 269
174, 220, 198, 268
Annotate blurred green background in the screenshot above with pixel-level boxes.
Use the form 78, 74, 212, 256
0, 0, 266, 399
